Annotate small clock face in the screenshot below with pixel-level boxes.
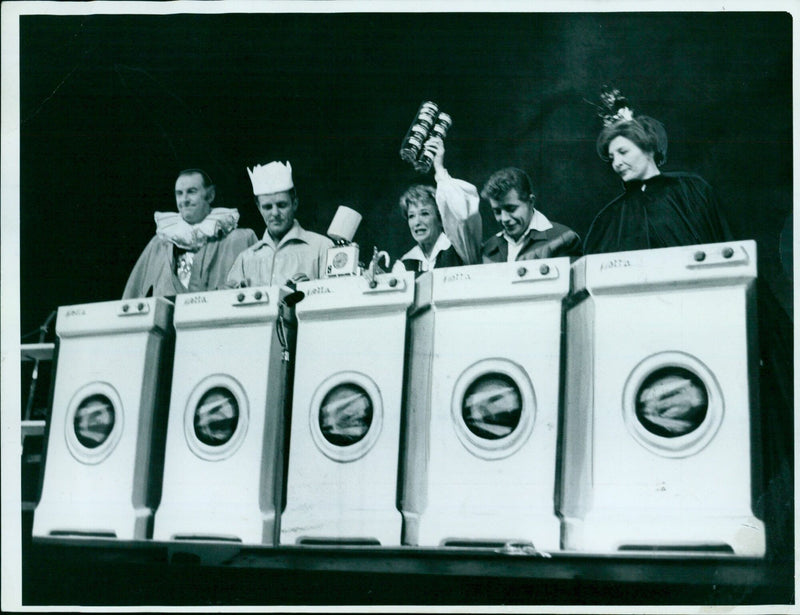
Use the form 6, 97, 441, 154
333, 251, 349, 269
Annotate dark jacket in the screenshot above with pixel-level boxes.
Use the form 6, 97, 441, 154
402, 244, 464, 276
482, 222, 582, 262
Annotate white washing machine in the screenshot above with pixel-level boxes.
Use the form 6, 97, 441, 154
400, 259, 570, 550
33, 297, 174, 540
279, 271, 415, 545
559, 241, 765, 556
153, 286, 288, 545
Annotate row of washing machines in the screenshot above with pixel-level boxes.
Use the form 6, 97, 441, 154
32, 240, 766, 556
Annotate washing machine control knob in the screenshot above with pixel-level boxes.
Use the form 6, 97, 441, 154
254, 291, 263, 300
137, 302, 145, 312
369, 280, 378, 289
517, 267, 527, 277
237, 293, 245, 302
122, 304, 130, 313
722, 247, 734, 259
539, 264, 550, 275
693, 251, 706, 262
389, 278, 398, 287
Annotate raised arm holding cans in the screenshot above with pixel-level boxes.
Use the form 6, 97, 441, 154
399, 101, 453, 174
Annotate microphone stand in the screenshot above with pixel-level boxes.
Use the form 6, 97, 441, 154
24, 310, 56, 421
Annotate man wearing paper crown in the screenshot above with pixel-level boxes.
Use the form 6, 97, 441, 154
226, 161, 333, 287
123, 168, 257, 298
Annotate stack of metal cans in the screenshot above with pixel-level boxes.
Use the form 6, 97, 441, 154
399, 101, 453, 173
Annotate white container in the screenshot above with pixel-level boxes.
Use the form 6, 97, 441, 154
560, 241, 765, 556
153, 286, 288, 544
326, 205, 362, 243
400, 259, 570, 550
33, 297, 174, 540
280, 271, 415, 545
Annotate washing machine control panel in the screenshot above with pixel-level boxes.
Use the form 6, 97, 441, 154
56, 297, 174, 337
572, 240, 757, 293
419, 258, 570, 308
173, 286, 282, 328
296, 271, 415, 317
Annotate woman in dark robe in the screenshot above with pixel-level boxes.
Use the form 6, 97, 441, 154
585, 99, 793, 561
583, 113, 733, 254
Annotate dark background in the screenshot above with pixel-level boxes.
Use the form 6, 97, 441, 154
18, 11, 793, 335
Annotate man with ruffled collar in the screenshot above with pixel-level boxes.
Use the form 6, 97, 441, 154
226, 161, 332, 288
123, 168, 257, 298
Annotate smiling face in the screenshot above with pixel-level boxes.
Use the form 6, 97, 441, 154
607, 135, 660, 182
256, 190, 298, 241
406, 201, 442, 254
489, 188, 535, 242
175, 172, 214, 224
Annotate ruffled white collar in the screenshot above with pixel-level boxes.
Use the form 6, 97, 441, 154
155, 207, 241, 251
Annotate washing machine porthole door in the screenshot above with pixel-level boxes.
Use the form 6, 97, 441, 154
73, 394, 116, 448
623, 352, 724, 458
184, 374, 250, 461
65, 382, 125, 464
193, 387, 240, 447
451, 359, 536, 460
309, 371, 383, 462
319, 383, 374, 447
635, 367, 709, 438
462, 373, 523, 440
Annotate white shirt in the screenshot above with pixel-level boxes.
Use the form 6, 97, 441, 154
434, 169, 483, 265
503, 210, 553, 262
226, 220, 333, 287
400, 232, 454, 273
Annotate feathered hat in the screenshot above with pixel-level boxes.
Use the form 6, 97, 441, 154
593, 86, 668, 166
597, 86, 634, 126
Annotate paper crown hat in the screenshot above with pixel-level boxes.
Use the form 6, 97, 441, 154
248, 161, 294, 195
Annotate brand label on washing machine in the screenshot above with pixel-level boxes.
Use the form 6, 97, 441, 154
183, 295, 208, 305
442, 271, 471, 283
306, 285, 333, 296
599, 257, 632, 272
64, 308, 87, 317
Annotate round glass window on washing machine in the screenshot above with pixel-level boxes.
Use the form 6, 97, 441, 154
451, 359, 536, 460
65, 382, 125, 464
184, 375, 249, 461
623, 351, 724, 458
194, 387, 240, 447
309, 372, 383, 462
74, 394, 116, 448
319, 383, 373, 446
635, 367, 709, 438
462, 373, 522, 440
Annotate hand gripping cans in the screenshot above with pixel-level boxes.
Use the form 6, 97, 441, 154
400, 260, 570, 550
559, 241, 765, 556
153, 287, 288, 544
33, 297, 174, 539
280, 271, 415, 545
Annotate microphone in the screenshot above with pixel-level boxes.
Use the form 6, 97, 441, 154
23, 309, 57, 421
40, 310, 57, 334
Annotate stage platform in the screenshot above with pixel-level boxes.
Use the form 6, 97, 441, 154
22, 513, 794, 607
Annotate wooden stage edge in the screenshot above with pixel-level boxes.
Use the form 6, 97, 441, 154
22, 530, 795, 607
